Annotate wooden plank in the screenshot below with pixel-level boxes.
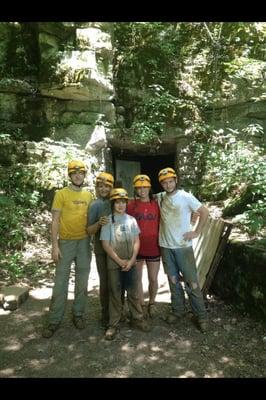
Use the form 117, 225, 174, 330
193, 217, 226, 289
202, 222, 232, 295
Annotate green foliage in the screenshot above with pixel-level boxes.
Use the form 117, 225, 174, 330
129, 85, 179, 143
113, 22, 265, 144
113, 22, 265, 236
0, 251, 24, 282
0, 135, 96, 281
201, 124, 266, 235
0, 21, 265, 282
0, 195, 28, 252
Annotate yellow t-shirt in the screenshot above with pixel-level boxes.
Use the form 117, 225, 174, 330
52, 187, 94, 240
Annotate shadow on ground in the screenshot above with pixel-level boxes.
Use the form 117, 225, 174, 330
0, 277, 265, 378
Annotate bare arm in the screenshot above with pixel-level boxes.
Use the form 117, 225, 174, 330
183, 205, 209, 241
51, 209, 61, 262
101, 240, 128, 268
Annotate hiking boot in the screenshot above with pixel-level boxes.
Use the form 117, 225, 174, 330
141, 304, 148, 319
105, 326, 118, 340
198, 319, 208, 333
73, 316, 85, 330
120, 306, 128, 323
101, 317, 109, 329
42, 323, 59, 338
131, 319, 152, 332
148, 303, 156, 319
165, 312, 184, 324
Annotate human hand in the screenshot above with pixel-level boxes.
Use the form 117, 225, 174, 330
99, 216, 109, 226
119, 259, 128, 269
183, 231, 199, 241
122, 257, 136, 271
52, 246, 62, 263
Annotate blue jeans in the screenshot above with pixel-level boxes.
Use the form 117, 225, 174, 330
161, 246, 207, 321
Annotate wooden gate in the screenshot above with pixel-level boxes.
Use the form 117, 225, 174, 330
115, 159, 141, 198
193, 218, 232, 294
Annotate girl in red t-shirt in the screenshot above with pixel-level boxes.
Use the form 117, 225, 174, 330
127, 174, 160, 318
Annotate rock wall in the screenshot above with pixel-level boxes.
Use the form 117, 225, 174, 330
0, 22, 115, 151
204, 58, 266, 147
1, 22, 264, 178
211, 241, 266, 320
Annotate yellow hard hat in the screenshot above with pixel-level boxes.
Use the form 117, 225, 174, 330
68, 160, 87, 174
158, 167, 177, 183
96, 172, 114, 188
110, 188, 128, 201
133, 174, 151, 188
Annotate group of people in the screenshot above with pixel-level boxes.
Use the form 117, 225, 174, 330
42, 160, 209, 340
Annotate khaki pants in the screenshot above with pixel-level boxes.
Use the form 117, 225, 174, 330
108, 265, 143, 328
95, 252, 109, 324
48, 238, 91, 325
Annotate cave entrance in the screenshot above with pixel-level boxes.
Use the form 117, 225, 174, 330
112, 150, 176, 197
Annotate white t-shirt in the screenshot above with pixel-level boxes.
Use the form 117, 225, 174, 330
100, 213, 140, 259
158, 190, 202, 249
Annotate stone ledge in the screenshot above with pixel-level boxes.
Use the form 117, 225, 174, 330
0, 286, 29, 311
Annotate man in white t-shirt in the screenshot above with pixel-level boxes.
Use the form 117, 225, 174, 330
157, 167, 209, 333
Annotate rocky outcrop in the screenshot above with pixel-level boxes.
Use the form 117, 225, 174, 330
0, 22, 115, 148
204, 58, 266, 144
211, 240, 266, 320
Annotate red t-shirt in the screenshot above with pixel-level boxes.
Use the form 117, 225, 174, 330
127, 199, 160, 257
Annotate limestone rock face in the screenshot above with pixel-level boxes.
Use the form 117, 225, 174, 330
86, 124, 108, 152
0, 22, 115, 148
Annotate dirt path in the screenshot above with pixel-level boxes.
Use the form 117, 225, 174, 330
0, 255, 265, 378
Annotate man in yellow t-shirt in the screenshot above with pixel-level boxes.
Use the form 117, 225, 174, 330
42, 160, 94, 338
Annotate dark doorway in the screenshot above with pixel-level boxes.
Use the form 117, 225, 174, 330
112, 150, 175, 194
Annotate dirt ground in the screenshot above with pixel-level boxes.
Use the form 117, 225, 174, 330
0, 254, 265, 379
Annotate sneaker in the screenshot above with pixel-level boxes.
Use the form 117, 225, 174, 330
148, 303, 156, 319
105, 326, 118, 340
73, 316, 85, 330
198, 320, 208, 333
131, 319, 151, 332
42, 323, 59, 338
